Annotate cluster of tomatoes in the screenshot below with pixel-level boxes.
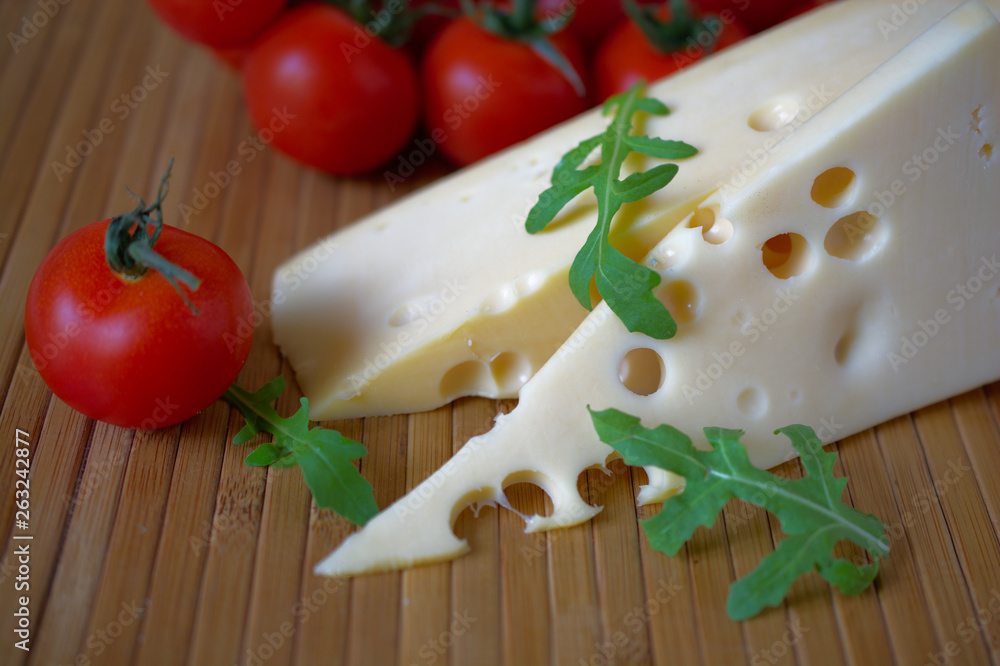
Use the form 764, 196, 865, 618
146, 0, 826, 176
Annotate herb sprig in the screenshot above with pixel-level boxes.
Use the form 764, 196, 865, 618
525, 82, 697, 339
591, 407, 889, 619
223, 377, 378, 526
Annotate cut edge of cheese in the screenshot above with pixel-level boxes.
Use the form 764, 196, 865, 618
272, 0, 987, 421
315, 0, 1000, 577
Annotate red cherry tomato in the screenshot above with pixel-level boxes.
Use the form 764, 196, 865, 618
407, 0, 461, 54
778, 0, 830, 23
25, 221, 254, 429
211, 45, 250, 70
693, 0, 804, 33
145, 0, 287, 48
534, 0, 625, 49
242, 4, 419, 175
421, 17, 588, 166
593, 9, 748, 101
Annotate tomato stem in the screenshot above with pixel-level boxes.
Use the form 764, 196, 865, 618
461, 0, 585, 97
104, 158, 202, 313
624, 0, 717, 55
321, 0, 453, 47
509, 0, 533, 32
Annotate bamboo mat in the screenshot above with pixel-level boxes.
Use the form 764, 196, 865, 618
1, 2, 999, 665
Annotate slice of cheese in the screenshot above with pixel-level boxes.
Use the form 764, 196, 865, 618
272, 0, 989, 420
316, 1, 1000, 576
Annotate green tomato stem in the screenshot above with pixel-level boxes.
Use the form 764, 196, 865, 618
103, 158, 202, 313
623, 0, 716, 55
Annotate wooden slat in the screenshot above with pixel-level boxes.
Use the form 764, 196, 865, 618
827, 439, 901, 666
345, 414, 407, 666
497, 403, 551, 666
26, 422, 134, 666
875, 416, 994, 665
836, 428, 940, 666
0, 0, 62, 179
913, 401, 1000, 663
689, 507, 747, 664
500, 480, 551, 665
589, 461, 651, 666
399, 407, 453, 666
0, 0, 97, 289
0, 403, 90, 666
450, 397, 502, 666
633, 471, 702, 666
76, 426, 180, 665
953, 388, 1000, 560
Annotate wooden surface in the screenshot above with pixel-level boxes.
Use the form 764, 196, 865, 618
1, 2, 1000, 665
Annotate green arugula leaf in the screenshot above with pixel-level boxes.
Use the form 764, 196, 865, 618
525, 81, 697, 339
223, 378, 378, 526
591, 407, 889, 620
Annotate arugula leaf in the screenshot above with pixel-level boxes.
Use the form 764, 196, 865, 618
525, 81, 697, 339
590, 407, 889, 620
223, 378, 378, 526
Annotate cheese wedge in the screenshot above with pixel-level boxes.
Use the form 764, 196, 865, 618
272, 0, 989, 420
316, 1, 1000, 576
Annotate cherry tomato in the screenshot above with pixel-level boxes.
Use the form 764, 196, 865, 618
211, 45, 250, 70
407, 0, 461, 54
534, 0, 625, 49
25, 221, 254, 430
693, 0, 803, 33
777, 0, 831, 23
145, 0, 287, 48
242, 4, 419, 175
593, 8, 748, 101
421, 17, 588, 166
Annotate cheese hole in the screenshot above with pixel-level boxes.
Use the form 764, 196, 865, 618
810, 167, 857, 208
824, 212, 885, 261
736, 387, 768, 419
732, 308, 751, 331
748, 98, 800, 132
490, 352, 532, 393
514, 271, 546, 297
479, 284, 517, 315
655, 280, 700, 325
655, 246, 680, 269
834, 329, 857, 367
619, 348, 664, 396
502, 475, 554, 518
761, 233, 813, 279
388, 302, 421, 327
451, 488, 499, 530
686, 208, 733, 244
440, 360, 491, 401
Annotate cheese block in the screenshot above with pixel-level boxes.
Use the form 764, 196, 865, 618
315, 1, 1000, 576
272, 0, 988, 420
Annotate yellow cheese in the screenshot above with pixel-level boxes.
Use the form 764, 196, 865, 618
272, 0, 989, 420
315, 1, 1000, 576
